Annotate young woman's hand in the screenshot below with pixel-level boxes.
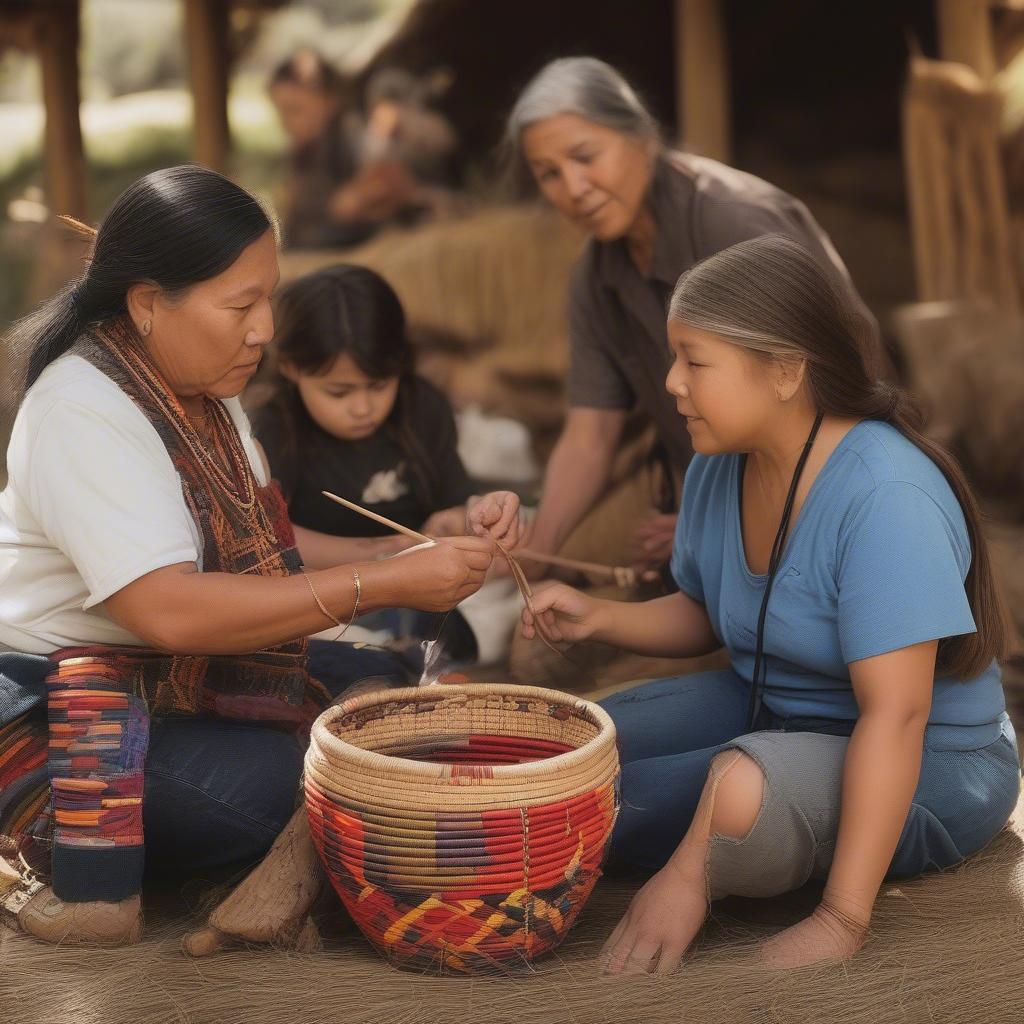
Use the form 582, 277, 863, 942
390, 536, 494, 611
600, 863, 708, 976
630, 511, 677, 575
520, 582, 604, 645
467, 491, 522, 547
420, 506, 467, 538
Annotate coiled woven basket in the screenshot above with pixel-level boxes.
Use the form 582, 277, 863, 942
304, 683, 620, 975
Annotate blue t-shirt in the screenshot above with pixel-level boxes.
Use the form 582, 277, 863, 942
670, 420, 1006, 747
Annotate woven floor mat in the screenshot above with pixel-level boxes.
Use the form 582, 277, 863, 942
3, 795, 1023, 1024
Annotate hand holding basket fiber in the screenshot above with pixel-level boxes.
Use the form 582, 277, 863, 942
304, 684, 620, 974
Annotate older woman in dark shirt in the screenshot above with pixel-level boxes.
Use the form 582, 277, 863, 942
506, 57, 884, 577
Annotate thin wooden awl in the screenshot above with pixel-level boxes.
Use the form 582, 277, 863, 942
322, 491, 634, 586
319, 490, 572, 659
516, 549, 637, 588
321, 490, 433, 544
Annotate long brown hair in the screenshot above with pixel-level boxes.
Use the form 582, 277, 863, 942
668, 233, 1007, 680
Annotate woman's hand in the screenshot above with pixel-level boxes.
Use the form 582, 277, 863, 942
390, 536, 494, 611
520, 581, 604, 645
328, 160, 417, 222
420, 506, 467, 538
630, 511, 676, 575
366, 534, 416, 558
467, 491, 522, 547
600, 862, 708, 976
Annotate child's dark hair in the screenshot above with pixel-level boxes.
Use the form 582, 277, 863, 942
268, 49, 347, 100
266, 264, 442, 508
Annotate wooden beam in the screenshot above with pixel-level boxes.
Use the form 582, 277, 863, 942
34, 0, 86, 219
902, 57, 1019, 312
674, 0, 731, 162
936, 0, 997, 78
183, 0, 231, 172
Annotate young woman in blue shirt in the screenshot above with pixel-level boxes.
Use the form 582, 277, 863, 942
522, 234, 1018, 974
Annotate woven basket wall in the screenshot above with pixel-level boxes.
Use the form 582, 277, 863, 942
305, 684, 619, 974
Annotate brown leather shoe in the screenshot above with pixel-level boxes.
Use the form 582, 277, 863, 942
17, 886, 143, 946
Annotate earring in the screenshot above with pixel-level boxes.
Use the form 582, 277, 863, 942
141, 319, 152, 336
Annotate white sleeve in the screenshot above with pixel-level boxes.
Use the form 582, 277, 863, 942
23, 399, 200, 609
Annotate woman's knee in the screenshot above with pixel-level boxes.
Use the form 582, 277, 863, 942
306, 639, 410, 699
703, 742, 832, 901
144, 720, 304, 871
706, 750, 765, 840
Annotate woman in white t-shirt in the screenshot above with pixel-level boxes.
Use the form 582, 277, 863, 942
0, 166, 520, 948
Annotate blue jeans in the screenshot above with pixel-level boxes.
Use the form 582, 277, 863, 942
139, 640, 411, 878
600, 669, 1021, 875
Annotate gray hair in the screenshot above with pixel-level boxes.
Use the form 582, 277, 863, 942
505, 57, 659, 167
667, 234, 852, 366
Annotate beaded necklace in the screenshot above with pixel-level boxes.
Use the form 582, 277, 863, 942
92, 317, 258, 513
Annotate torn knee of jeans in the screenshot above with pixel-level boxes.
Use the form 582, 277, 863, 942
701, 750, 771, 901
708, 750, 765, 839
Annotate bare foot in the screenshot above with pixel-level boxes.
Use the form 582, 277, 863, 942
759, 901, 868, 970
17, 886, 143, 946
182, 913, 322, 956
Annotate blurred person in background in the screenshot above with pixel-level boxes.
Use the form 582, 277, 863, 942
268, 49, 369, 249
269, 53, 460, 250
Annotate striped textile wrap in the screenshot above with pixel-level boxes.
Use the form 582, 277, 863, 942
0, 658, 50, 879
0, 318, 328, 899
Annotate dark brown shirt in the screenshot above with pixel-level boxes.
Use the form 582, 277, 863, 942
567, 151, 878, 472
283, 110, 374, 250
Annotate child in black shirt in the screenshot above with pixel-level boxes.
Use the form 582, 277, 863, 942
252, 263, 482, 660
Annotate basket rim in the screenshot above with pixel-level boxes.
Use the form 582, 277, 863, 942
308, 683, 617, 781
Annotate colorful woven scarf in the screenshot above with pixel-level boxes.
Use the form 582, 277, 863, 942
1, 318, 329, 896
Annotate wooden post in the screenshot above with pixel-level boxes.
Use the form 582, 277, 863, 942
183, 0, 231, 172
34, 0, 87, 219
674, 0, 731, 162
902, 57, 1019, 312
936, 0, 997, 78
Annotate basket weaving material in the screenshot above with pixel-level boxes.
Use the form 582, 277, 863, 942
304, 684, 620, 974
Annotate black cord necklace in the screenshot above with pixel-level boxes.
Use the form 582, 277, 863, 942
745, 410, 825, 729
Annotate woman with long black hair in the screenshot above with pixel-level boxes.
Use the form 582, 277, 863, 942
0, 165, 519, 946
